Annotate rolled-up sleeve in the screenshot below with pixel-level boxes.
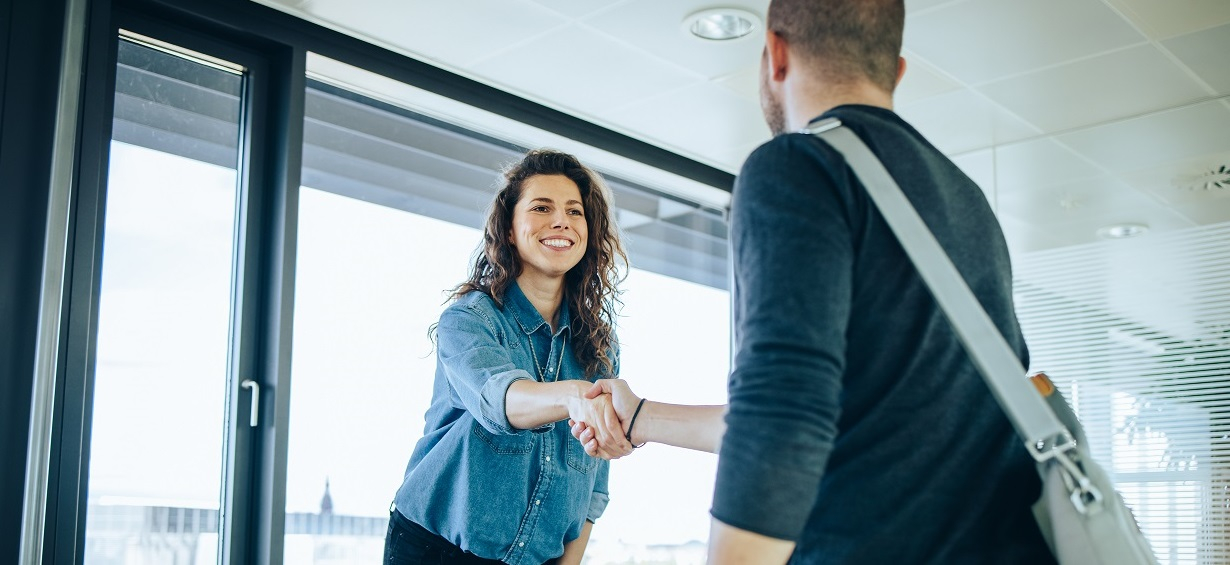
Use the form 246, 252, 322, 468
587, 459, 610, 522
711, 137, 851, 541
436, 306, 535, 435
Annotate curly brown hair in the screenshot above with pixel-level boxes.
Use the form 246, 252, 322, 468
451, 149, 627, 379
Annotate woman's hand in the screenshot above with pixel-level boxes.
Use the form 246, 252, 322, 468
565, 388, 633, 459
571, 379, 642, 459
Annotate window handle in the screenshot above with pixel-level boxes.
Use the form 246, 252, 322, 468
241, 379, 260, 427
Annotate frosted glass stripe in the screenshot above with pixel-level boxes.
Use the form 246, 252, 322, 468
1013, 220, 1230, 565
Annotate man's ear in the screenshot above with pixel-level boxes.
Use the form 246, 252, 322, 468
764, 30, 790, 82
895, 56, 907, 88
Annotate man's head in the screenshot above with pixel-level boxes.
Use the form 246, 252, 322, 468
760, 0, 906, 135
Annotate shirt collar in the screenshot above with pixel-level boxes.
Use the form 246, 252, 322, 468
505, 281, 571, 337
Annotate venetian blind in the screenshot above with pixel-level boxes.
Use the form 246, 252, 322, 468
1013, 221, 1230, 564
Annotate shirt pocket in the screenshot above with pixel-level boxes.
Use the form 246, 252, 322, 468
470, 421, 533, 455
565, 435, 597, 473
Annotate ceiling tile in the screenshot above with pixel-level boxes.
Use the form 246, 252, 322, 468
905, 0, 1145, 85
906, 0, 964, 14
897, 88, 1040, 154
1163, 23, 1230, 94
530, 0, 627, 19
714, 67, 761, 104
1057, 100, 1230, 173
978, 44, 1211, 133
582, 0, 767, 79
1118, 151, 1230, 206
469, 25, 699, 119
999, 216, 1072, 254
1104, 0, 1230, 40
604, 83, 771, 172
992, 138, 1105, 193
894, 52, 963, 106
996, 175, 1161, 226
1170, 198, 1230, 226
292, 0, 567, 68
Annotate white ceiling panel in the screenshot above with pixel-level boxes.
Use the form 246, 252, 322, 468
905, 0, 1145, 85
1119, 151, 1230, 206
1171, 197, 1230, 225
1104, 0, 1230, 40
291, 0, 567, 68
1058, 100, 1230, 173
605, 82, 771, 172
469, 24, 700, 120
894, 52, 963, 106
992, 138, 1105, 194
897, 89, 1040, 155
996, 175, 1165, 226
999, 216, 1071, 254
714, 67, 761, 104
581, 0, 768, 80
977, 44, 1211, 133
1162, 23, 1230, 94
529, 0, 628, 19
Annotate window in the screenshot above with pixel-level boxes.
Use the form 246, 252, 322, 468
85, 37, 244, 563
283, 79, 730, 562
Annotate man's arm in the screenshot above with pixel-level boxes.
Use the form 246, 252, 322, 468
712, 137, 852, 543
572, 379, 726, 455
708, 518, 795, 565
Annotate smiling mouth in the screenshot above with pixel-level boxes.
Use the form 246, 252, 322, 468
541, 238, 573, 249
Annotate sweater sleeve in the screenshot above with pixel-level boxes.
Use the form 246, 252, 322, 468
710, 136, 853, 541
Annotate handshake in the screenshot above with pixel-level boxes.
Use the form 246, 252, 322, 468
565, 379, 643, 461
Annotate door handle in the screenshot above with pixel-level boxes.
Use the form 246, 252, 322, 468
240, 379, 259, 427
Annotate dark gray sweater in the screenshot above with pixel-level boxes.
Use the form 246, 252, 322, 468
712, 105, 1054, 564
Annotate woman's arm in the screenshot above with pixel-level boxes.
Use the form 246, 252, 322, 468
552, 520, 593, 565
506, 379, 632, 455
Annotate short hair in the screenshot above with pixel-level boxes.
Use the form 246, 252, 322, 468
767, 0, 905, 92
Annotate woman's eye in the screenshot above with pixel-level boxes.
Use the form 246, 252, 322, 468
532, 205, 549, 212
569, 209, 583, 216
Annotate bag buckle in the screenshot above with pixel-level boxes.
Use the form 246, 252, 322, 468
1028, 431, 1105, 515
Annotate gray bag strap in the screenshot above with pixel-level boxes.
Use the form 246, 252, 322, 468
802, 118, 1071, 457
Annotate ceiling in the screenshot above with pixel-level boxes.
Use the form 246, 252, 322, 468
252, 0, 1230, 254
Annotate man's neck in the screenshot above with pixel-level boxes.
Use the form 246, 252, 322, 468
516, 274, 565, 330
786, 80, 894, 132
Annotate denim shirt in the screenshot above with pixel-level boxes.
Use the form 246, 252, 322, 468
392, 282, 614, 565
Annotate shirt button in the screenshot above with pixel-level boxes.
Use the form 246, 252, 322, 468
535, 499, 541, 505
545, 456, 551, 462
518, 542, 525, 547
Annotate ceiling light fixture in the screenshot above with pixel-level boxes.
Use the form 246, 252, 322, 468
683, 8, 760, 41
1096, 223, 1149, 239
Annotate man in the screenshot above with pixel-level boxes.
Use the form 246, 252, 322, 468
710, 0, 1052, 562
574, 0, 1055, 562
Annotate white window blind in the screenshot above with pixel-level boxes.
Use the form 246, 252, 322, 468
1013, 221, 1230, 565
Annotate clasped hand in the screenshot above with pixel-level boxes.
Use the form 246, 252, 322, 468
568, 379, 641, 461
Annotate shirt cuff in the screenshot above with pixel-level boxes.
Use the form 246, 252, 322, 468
586, 491, 610, 522
477, 370, 539, 435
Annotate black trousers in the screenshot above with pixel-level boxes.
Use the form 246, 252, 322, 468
384, 509, 511, 565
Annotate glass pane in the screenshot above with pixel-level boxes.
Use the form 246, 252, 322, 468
284, 81, 731, 562
284, 188, 476, 561
84, 38, 243, 564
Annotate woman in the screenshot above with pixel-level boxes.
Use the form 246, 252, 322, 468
385, 149, 633, 565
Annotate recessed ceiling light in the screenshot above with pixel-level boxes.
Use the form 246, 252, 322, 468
683, 8, 760, 41
1097, 223, 1149, 239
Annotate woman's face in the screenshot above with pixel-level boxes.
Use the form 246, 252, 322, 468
509, 174, 589, 283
